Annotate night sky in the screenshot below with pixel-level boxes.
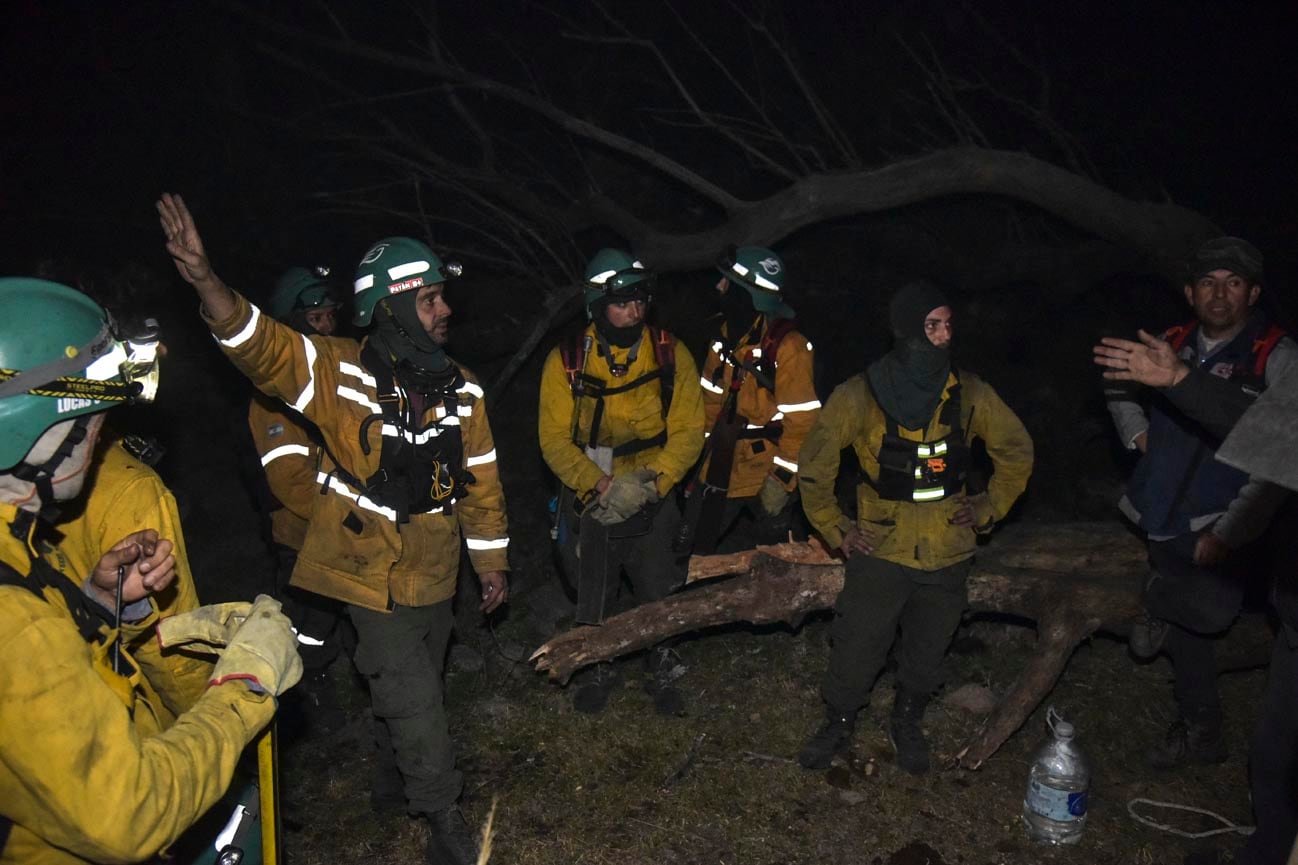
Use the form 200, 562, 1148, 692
3, 1, 1297, 310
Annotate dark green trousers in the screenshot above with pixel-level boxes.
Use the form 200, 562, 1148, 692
822, 555, 971, 713
557, 495, 684, 616
348, 599, 460, 815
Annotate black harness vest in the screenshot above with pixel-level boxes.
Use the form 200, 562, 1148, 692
866, 373, 971, 503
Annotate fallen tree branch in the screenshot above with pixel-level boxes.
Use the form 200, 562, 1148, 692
531, 521, 1238, 767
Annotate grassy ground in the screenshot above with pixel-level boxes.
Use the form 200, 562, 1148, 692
277, 610, 1261, 865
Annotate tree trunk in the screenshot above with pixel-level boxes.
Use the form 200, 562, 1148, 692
531, 521, 1208, 767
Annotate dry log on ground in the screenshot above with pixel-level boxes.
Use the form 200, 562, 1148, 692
531, 521, 1268, 768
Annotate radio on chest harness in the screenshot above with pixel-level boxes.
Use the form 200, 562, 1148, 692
866, 372, 971, 503
318, 346, 476, 527
560, 325, 676, 457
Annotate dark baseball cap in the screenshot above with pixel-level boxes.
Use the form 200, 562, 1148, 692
1189, 236, 1264, 286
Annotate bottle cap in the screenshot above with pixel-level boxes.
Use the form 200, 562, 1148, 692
1054, 720, 1075, 738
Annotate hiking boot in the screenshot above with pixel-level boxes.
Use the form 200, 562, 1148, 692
1129, 612, 1170, 660
1147, 717, 1227, 769
645, 646, 687, 717
797, 706, 857, 769
889, 689, 932, 775
423, 806, 477, 865
572, 662, 620, 714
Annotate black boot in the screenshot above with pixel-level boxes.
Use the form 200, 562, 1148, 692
1147, 712, 1227, 769
572, 662, 621, 714
645, 645, 686, 717
797, 706, 857, 769
889, 689, 932, 775
424, 806, 477, 865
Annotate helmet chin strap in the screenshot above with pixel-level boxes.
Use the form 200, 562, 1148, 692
8, 416, 92, 520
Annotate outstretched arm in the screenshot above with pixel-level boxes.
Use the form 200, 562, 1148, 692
156, 193, 236, 322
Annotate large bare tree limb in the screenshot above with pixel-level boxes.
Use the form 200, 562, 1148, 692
531, 522, 1258, 768
592, 148, 1218, 274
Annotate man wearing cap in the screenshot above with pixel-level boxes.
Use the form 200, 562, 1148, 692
1105, 236, 1295, 771
796, 280, 1033, 774
538, 249, 703, 715
248, 266, 349, 733
686, 246, 821, 553
158, 194, 508, 865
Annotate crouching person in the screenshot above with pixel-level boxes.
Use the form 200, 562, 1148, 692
796, 280, 1033, 774
0, 277, 301, 864
539, 249, 703, 715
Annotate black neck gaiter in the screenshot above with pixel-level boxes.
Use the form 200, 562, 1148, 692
369, 292, 450, 372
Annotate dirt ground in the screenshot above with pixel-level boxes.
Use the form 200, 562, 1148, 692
274, 607, 1263, 865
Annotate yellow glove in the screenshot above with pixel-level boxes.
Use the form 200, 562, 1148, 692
759, 474, 791, 517
590, 468, 658, 526
157, 601, 252, 649
160, 595, 303, 697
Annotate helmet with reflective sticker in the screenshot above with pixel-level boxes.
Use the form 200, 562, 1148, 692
268, 266, 339, 321
717, 245, 793, 316
583, 248, 651, 316
352, 237, 462, 327
0, 278, 147, 469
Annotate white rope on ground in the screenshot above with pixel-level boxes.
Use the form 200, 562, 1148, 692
1127, 797, 1255, 839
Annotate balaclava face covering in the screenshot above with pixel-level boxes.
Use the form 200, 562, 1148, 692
0, 414, 103, 516
368, 288, 450, 373
592, 290, 649, 349
866, 280, 952, 431
719, 281, 761, 344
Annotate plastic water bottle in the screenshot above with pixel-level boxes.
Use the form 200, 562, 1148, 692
1022, 707, 1090, 845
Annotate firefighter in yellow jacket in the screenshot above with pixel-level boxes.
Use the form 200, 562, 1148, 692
539, 249, 704, 715
0, 277, 301, 864
159, 193, 508, 865
689, 245, 821, 553
249, 266, 350, 730
796, 280, 1033, 775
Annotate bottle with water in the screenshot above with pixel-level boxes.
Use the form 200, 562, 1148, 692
1022, 706, 1090, 845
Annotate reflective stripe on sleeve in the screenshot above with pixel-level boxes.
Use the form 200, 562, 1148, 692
466, 537, 510, 550
291, 336, 318, 412
776, 399, 822, 413
466, 448, 497, 467
772, 456, 798, 473
260, 444, 311, 466
700, 376, 725, 394
457, 381, 485, 399
218, 305, 262, 348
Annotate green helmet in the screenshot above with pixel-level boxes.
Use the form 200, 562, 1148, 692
352, 237, 462, 327
0, 278, 158, 470
583, 248, 650, 316
717, 245, 794, 317
267, 266, 339, 321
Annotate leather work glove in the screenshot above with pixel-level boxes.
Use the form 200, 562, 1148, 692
759, 474, 791, 517
590, 468, 658, 526
159, 595, 303, 697
158, 601, 252, 649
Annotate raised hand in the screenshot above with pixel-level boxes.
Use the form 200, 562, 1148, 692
1093, 330, 1188, 388
156, 193, 213, 286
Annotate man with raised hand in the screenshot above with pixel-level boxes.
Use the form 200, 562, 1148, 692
158, 193, 509, 865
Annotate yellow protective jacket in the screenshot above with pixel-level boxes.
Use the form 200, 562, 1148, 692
698, 320, 821, 497
54, 432, 200, 621
206, 293, 510, 611
0, 502, 274, 865
248, 392, 318, 551
538, 324, 704, 500
799, 371, 1034, 570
